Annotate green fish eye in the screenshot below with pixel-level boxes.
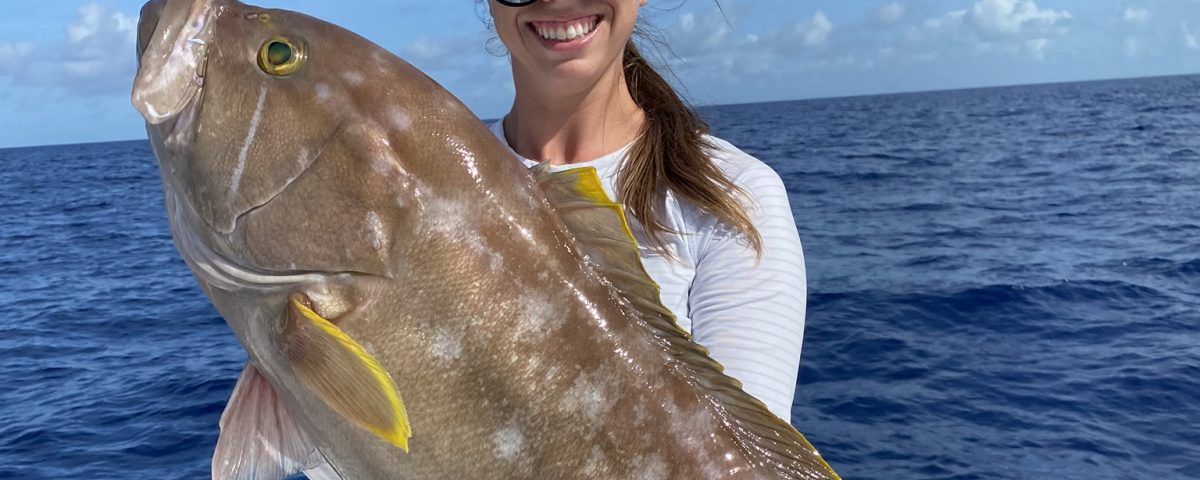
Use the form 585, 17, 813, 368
267, 41, 292, 66
258, 37, 306, 76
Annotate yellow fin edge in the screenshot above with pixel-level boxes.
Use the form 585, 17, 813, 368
290, 298, 413, 452
568, 169, 639, 245
538, 166, 839, 478
562, 168, 690, 337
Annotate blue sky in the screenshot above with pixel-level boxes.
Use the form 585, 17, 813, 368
0, 0, 1198, 148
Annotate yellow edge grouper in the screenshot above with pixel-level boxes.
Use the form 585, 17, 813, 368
131, 0, 841, 478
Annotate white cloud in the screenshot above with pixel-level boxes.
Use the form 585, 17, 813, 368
1124, 37, 1141, 57
669, 10, 735, 57
0, 42, 34, 75
0, 4, 138, 94
1185, 24, 1199, 49
924, 10, 967, 31
63, 4, 137, 85
68, 4, 136, 43
968, 0, 1071, 36
796, 11, 833, 48
877, 2, 905, 25
661, 7, 833, 71
926, 10, 964, 30
908, 0, 1071, 60
1123, 8, 1151, 25
402, 36, 487, 71
1025, 38, 1049, 60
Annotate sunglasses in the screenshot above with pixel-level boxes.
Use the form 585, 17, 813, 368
495, 0, 536, 6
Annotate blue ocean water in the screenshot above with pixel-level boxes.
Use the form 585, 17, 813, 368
2, 74, 1198, 479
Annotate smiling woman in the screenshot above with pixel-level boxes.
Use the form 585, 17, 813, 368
483, 0, 811, 425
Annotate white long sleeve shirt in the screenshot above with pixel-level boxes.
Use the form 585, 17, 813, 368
489, 121, 808, 421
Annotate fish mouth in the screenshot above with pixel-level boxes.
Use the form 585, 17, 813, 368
133, 0, 218, 125
152, 87, 204, 151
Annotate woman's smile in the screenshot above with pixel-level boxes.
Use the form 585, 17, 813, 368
526, 14, 604, 51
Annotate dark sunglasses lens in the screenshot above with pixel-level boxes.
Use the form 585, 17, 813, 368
496, 0, 535, 6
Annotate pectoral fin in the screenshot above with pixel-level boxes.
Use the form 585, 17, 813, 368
284, 294, 412, 452
213, 364, 331, 480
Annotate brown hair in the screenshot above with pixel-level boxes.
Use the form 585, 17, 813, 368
619, 39, 763, 257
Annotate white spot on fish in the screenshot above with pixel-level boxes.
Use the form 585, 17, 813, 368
583, 446, 608, 476
559, 367, 616, 425
389, 108, 412, 132
678, 406, 717, 454
492, 425, 524, 460
464, 234, 489, 255
228, 85, 267, 204
515, 293, 556, 339
342, 71, 365, 86
296, 147, 309, 170
315, 83, 331, 100
634, 454, 668, 480
524, 355, 542, 374
661, 396, 679, 416
366, 211, 386, 251
371, 152, 403, 175
430, 327, 463, 363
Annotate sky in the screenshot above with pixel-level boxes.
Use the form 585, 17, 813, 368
0, 0, 1198, 148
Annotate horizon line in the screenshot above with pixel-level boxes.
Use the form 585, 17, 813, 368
3, 71, 1197, 151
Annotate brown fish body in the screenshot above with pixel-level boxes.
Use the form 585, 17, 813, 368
133, 1, 838, 478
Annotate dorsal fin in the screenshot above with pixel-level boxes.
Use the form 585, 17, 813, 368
534, 165, 841, 480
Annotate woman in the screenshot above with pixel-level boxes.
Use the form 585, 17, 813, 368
486, 0, 807, 422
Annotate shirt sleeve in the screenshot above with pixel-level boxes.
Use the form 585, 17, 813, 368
686, 159, 807, 422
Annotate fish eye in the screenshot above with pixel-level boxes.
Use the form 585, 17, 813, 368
258, 37, 306, 76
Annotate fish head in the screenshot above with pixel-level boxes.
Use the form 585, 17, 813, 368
133, 0, 395, 353
134, 0, 364, 237
133, 0, 541, 281
131, 0, 534, 336
131, 1, 556, 461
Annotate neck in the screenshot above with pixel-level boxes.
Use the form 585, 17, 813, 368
503, 56, 645, 165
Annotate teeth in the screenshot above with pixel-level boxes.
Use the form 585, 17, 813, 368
534, 18, 597, 41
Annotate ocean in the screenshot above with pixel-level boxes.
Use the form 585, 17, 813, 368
2, 74, 1198, 479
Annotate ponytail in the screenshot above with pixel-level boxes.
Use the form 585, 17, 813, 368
619, 41, 763, 258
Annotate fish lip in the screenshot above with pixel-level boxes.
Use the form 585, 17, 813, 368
132, 0, 218, 125
156, 87, 203, 146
